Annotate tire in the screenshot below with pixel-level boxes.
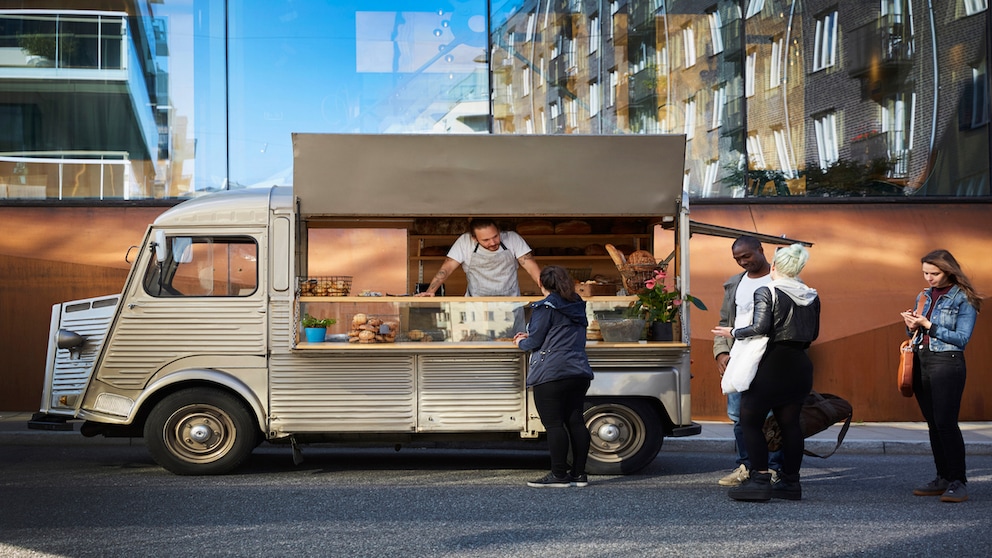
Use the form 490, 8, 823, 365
583, 399, 664, 475
144, 388, 259, 475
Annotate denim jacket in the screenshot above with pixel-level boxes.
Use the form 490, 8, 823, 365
909, 285, 977, 352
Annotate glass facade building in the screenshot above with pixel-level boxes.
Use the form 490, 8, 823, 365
0, 0, 988, 200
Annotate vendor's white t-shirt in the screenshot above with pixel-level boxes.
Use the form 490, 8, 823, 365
446, 230, 532, 264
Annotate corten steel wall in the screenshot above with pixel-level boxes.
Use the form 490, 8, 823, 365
1, 203, 989, 423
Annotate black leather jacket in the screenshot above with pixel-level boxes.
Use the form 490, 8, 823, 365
734, 286, 820, 346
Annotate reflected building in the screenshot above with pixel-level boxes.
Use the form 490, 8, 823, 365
0, 3, 185, 199
489, 0, 989, 198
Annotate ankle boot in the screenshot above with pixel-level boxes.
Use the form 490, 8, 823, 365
729, 471, 772, 502
772, 472, 802, 501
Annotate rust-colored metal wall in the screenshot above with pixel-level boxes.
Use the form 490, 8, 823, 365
2, 203, 989, 422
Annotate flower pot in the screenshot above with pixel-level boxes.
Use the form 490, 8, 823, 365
304, 327, 327, 343
598, 318, 646, 342
649, 321, 674, 342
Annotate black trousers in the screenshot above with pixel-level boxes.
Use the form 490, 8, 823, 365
532, 377, 592, 477
739, 342, 813, 476
915, 347, 968, 484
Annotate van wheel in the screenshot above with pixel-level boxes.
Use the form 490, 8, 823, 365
583, 399, 663, 475
144, 388, 258, 475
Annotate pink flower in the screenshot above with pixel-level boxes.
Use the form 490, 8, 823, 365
644, 279, 656, 289
672, 299, 682, 307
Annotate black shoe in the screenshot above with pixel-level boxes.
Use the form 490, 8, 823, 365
527, 472, 572, 488
940, 480, 968, 503
771, 472, 802, 500
913, 477, 949, 496
570, 473, 589, 488
729, 471, 772, 502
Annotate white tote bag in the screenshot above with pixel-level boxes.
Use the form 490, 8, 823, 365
721, 335, 769, 394
721, 287, 776, 394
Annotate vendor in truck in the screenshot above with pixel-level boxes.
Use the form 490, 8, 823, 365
415, 218, 543, 297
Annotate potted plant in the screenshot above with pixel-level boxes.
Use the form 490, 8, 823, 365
630, 269, 706, 341
301, 313, 336, 343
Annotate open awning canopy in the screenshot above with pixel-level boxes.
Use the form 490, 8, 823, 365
293, 133, 688, 218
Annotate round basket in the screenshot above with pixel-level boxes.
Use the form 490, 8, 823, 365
618, 263, 659, 293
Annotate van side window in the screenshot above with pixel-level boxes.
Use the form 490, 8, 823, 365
143, 236, 258, 297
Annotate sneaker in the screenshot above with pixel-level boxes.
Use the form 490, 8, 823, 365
570, 474, 589, 488
771, 472, 802, 501
770, 470, 781, 484
719, 464, 749, 487
527, 472, 572, 488
729, 472, 772, 502
913, 477, 950, 496
940, 480, 968, 503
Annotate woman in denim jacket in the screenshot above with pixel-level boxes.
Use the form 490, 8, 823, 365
900, 249, 982, 503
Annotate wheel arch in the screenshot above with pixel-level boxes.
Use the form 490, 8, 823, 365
132, 370, 266, 437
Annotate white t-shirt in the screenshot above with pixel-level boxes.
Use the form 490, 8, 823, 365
446, 230, 532, 264
734, 273, 772, 329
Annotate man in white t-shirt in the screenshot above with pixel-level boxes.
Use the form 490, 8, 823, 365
713, 236, 782, 486
415, 218, 542, 297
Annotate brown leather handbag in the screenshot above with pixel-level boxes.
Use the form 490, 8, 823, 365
898, 293, 926, 397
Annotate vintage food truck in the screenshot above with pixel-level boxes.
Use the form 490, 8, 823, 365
32, 133, 713, 475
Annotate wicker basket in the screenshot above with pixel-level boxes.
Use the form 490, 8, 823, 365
298, 276, 352, 297
618, 263, 659, 293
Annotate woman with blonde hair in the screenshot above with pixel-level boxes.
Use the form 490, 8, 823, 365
901, 249, 981, 503
712, 244, 820, 502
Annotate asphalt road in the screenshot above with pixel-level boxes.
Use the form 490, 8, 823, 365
1, 444, 990, 557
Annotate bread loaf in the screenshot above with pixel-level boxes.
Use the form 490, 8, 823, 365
627, 250, 656, 265
554, 220, 592, 234
584, 244, 608, 256
516, 219, 554, 235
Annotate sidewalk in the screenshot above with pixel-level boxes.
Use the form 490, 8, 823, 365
3, 411, 992, 455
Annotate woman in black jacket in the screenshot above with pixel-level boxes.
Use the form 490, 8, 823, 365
514, 265, 595, 488
712, 244, 820, 502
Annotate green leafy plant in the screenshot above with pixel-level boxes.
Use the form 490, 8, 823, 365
630, 269, 706, 323
301, 313, 336, 328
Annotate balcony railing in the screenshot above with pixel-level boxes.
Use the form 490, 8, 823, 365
847, 17, 914, 79
0, 154, 143, 200
0, 10, 126, 70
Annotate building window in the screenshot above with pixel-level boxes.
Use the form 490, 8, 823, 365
883, 93, 915, 176
745, 50, 757, 97
526, 13, 536, 42
963, 0, 988, 16
525, 116, 534, 134
589, 15, 600, 55
539, 108, 547, 134
769, 37, 784, 88
609, 69, 618, 107
813, 11, 838, 71
814, 112, 839, 169
708, 9, 724, 55
610, 1, 619, 41
773, 129, 794, 177
972, 62, 990, 127
539, 56, 546, 87
684, 97, 697, 139
523, 66, 532, 96
682, 25, 696, 68
703, 159, 720, 197
566, 98, 577, 128
590, 80, 601, 116
711, 85, 726, 129
550, 101, 560, 121
747, 133, 766, 168
745, 0, 765, 19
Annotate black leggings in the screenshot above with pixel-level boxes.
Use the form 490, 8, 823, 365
532, 377, 592, 477
915, 348, 967, 483
739, 342, 813, 476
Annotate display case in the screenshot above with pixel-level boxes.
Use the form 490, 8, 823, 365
295, 296, 680, 348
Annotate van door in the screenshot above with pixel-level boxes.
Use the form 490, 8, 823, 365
94, 229, 268, 391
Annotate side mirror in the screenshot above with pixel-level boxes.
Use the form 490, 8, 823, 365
153, 230, 167, 262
